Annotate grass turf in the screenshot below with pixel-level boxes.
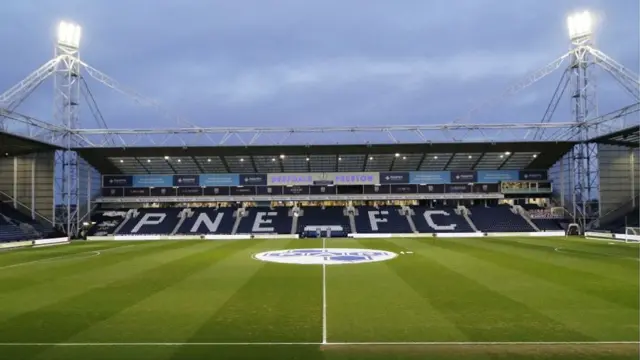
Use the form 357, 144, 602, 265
0, 237, 637, 359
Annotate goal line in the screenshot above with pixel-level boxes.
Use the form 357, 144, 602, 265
0, 341, 637, 346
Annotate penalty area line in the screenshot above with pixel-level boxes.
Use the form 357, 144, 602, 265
0, 341, 637, 347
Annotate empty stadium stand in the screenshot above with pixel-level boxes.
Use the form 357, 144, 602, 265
297, 207, 351, 234
89, 210, 128, 236
355, 206, 413, 233
521, 204, 563, 231
175, 207, 237, 235
236, 207, 292, 234
83, 204, 573, 238
470, 205, 535, 232
0, 216, 30, 242
411, 206, 475, 233
0, 202, 55, 241
116, 208, 183, 235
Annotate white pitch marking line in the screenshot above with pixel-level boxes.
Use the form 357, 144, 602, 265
0, 244, 138, 270
0, 341, 636, 346
554, 247, 640, 261
321, 237, 327, 345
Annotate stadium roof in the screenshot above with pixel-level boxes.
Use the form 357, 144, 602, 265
76, 141, 576, 175
590, 125, 639, 148
0, 130, 61, 157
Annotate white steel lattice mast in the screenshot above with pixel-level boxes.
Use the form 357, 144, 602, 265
53, 21, 82, 236
567, 11, 599, 230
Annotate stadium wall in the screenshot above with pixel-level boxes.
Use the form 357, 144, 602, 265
0, 152, 55, 221
598, 144, 640, 217
88, 231, 566, 241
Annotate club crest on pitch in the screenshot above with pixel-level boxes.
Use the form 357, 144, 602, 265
253, 248, 397, 265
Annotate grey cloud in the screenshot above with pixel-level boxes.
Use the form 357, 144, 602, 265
0, 0, 637, 135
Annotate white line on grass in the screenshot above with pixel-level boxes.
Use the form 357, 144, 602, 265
0, 341, 637, 346
321, 237, 327, 345
0, 244, 138, 270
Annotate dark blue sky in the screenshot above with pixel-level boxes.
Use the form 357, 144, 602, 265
0, 0, 637, 144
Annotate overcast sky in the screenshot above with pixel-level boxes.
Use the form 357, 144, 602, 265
0, 0, 638, 144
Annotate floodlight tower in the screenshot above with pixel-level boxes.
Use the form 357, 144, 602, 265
53, 21, 82, 236
567, 11, 599, 230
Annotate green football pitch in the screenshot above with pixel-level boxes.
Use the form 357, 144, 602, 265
0, 237, 638, 360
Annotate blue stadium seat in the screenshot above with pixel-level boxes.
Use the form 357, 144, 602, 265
532, 218, 563, 231
411, 206, 474, 233
89, 210, 128, 236
0, 224, 30, 242
522, 204, 563, 231
117, 208, 182, 235
236, 207, 292, 234
298, 207, 350, 233
0, 202, 55, 238
470, 205, 535, 232
175, 207, 236, 235
355, 206, 412, 233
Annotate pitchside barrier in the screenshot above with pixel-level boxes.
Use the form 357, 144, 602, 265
87, 232, 566, 241
0, 237, 70, 249
585, 231, 640, 243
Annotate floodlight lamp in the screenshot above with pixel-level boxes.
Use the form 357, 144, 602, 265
567, 11, 592, 40
57, 21, 82, 48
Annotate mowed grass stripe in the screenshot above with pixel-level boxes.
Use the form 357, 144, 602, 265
0, 242, 163, 294
0, 240, 261, 345
410, 239, 637, 341
325, 239, 468, 342
64, 240, 281, 344
480, 237, 638, 279
439, 237, 639, 309
364, 239, 594, 342
0, 241, 202, 319
175, 239, 322, 345
0, 241, 138, 268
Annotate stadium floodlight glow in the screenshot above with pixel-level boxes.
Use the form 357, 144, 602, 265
57, 21, 82, 48
567, 11, 593, 40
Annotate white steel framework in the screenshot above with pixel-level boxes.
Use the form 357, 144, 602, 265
568, 12, 600, 231
0, 13, 637, 236
53, 23, 83, 237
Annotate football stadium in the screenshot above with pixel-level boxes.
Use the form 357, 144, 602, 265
0, 7, 639, 360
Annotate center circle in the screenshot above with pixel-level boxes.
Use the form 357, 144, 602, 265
253, 248, 398, 265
